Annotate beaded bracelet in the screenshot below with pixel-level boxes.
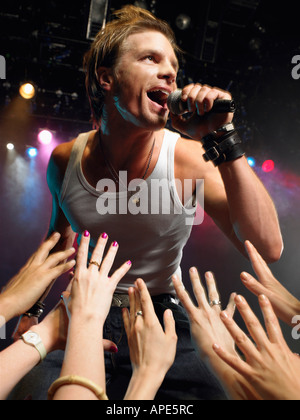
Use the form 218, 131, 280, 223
48, 375, 109, 400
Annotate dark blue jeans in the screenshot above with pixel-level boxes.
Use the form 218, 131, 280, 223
8, 300, 227, 400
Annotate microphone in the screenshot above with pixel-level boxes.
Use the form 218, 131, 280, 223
167, 89, 236, 115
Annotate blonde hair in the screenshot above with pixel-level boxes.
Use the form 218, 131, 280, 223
83, 5, 180, 125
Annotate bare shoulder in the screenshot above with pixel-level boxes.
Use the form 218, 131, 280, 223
47, 138, 77, 194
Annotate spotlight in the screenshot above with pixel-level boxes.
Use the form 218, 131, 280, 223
262, 160, 275, 173
19, 83, 36, 99
27, 147, 38, 158
38, 130, 53, 145
247, 157, 256, 168
6, 143, 15, 150
175, 14, 191, 30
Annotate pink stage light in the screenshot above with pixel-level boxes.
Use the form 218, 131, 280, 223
262, 160, 275, 173
38, 130, 53, 145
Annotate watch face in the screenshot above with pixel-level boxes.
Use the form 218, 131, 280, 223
25, 332, 40, 345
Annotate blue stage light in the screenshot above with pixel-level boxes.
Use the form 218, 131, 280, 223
247, 157, 256, 167
27, 147, 38, 158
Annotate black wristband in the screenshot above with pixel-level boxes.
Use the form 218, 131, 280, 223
24, 301, 45, 319
202, 130, 245, 166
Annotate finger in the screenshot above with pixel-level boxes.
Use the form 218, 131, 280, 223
44, 247, 76, 269
189, 267, 210, 309
226, 293, 237, 318
181, 83, 198, 102
185, 84, 203, 113
89, 233, 109, 270
205, 272, 221, 310
220, 310, 258, 360
103, 339, 118, 354
258, 295, 285, 344
33, 232, 61, 264
163, 309, 177, 338
134, 283, 142, 314
48, 259, 76, 282
98, 240, 118, 277
76, 231, 91, 271
135, 278, 155, 322
110, 260, 132, 287
122, 307, 131, 337
195, 85, 213, 115
240, 271, 269, 298
234, 295, 270, 351
245, 241, 274, 283
172, 274, 196, 315
212, 344, 253, 379
128, 287, 137, 328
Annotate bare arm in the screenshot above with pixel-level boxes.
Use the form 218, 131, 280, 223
172, 83, 283, 263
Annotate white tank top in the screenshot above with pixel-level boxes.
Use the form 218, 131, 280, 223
59, 128, 196, 295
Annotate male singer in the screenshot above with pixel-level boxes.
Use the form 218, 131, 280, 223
13, 5, 282, 400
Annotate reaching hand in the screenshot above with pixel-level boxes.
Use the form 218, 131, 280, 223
69, 232, 132, 324
241, 241, 300, 326
1, 232, 75, 322
172, 268, 237, 359
123, 278, 177, 400
213, 294, 300, 400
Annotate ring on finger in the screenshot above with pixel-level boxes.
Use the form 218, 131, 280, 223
89, 260, 101, 268
210, 300, 222, 308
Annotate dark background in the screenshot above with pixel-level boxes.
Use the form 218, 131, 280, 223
1, 0, 300, 354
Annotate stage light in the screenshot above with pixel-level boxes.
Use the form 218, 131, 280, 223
38, 130, 53, 145
19, 83, 36, 99
6, 143, 14, 150
247, 157, 256, 167
27, 147, 38, 158
262, 160, 275, 173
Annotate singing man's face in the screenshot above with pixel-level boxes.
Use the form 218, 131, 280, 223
112, 30, 179, 130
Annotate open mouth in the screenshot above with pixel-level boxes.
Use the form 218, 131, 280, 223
147, 89, 169, 108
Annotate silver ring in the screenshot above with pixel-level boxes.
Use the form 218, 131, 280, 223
89, 260, 101, 268
210, 300, 222, 307
135, 311, 143, 317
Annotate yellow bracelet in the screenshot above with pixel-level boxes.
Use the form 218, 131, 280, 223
48, 375, 108, 400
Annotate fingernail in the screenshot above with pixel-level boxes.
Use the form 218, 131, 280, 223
102, 232, 108, 239
235, 295, 245, 304
110, 346, 118, 353
127, 260, 132, 265
220, 311, 229, 320
213, 343, 220, 351
241, 272, 249, 282
112, 241, 118, 247
84, 230, 90, 237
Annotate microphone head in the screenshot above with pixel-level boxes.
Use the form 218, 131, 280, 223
167, 89, 186, 115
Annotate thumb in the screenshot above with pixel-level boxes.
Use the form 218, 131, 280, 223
103, 339, 118, 354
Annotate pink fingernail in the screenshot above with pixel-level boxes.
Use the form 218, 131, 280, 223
84, 230, 90, 237
127, 260, 132, 265
102, 232, 108, 239
112, 241, 118, 247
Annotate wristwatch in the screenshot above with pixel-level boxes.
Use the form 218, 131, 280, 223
21, 330, 47, 362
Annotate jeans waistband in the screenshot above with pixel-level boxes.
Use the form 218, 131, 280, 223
111, 293, 178, 308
